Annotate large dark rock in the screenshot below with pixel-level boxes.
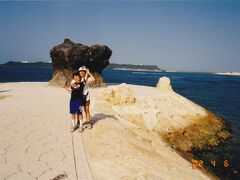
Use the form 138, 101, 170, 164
49, 39, 112, 87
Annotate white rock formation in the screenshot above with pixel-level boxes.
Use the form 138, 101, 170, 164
98, 79, 207, 133
97, 78, 228, 152
98, 83, 135, 105
156, 76, 173, 91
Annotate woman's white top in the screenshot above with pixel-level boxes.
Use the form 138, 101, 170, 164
82, 77, 92, 101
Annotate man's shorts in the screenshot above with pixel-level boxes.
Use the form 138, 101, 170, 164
70, 99, 82, 114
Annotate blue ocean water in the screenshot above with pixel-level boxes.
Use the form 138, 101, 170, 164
0, 67, 53, 82
1, 66, 240, 178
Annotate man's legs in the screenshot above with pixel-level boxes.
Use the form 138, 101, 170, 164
70, 114, 76, 132
78, 113, 84, 132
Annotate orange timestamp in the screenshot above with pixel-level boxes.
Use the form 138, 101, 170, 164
191, 159, 230, 169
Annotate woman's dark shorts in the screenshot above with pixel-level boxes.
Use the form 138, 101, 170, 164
82, 95, 90, 106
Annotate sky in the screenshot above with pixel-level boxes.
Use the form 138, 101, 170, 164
0, 1, 239, 72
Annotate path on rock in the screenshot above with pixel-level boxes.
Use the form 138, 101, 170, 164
0, 82, 93, 180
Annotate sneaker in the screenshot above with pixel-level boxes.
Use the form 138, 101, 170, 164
78, 125, 84, 132
85, 121, 92, 129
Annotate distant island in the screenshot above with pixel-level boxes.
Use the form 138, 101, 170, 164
215, 72, 240, 76
0, 61, 165, 72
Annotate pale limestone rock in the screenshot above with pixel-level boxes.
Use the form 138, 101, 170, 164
86, 84, 213, 179
96, 84, 228, 153
98, 83, 135, 105
0, 82, 226, 179
156, 76, 173, 91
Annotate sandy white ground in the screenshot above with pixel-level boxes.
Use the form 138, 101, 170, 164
0, 82, 212, 180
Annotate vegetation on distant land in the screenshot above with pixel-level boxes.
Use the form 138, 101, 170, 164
107, 63, 164, 71
0, 61, 52, 67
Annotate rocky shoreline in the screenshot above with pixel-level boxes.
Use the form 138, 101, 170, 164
95, 77, 230, 179
98, 77, 230, 152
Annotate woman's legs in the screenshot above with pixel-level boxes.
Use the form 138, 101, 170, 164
84, 102, 92, 128
84, 105, 90, 122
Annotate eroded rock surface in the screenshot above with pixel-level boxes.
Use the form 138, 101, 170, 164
98, 83, 135, 105
97, 78, 230, 152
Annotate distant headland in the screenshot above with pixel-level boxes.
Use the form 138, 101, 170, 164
0, 61, 52, 67
107, 63, 165, 72
0, 61, 165, 72
215, 72, 240, 76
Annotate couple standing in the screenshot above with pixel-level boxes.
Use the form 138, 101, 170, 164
64, 66, 95, 132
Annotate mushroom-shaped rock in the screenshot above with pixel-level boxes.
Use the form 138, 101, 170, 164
156, 76, 173, 91
49, 39, 112, 87
98, 83, 135, 105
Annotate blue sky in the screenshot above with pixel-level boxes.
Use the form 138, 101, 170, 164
0, 1, 239, 72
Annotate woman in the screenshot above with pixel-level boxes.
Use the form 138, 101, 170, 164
79, 66, 95, 129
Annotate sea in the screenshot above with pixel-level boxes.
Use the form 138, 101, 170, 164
0, 66, 240, 179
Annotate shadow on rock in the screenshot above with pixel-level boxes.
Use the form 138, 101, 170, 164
91, 113, 118, 127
